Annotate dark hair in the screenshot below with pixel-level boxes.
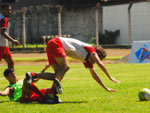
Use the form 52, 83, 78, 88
95, 46, 107, 60
0, 4, 10, 11
4, 68, 14, 77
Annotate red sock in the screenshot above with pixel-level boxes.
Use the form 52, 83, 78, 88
47, 84, 56, 94
31, 72, 37, 79
31, 82, 44, 97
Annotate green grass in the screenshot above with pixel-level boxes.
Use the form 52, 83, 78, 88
1, 56, 122, 62
1, 63, 150, 113
10, 44, 45, 48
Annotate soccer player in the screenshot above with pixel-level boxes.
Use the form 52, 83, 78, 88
0, 68, 62, 103
0, 4, 20, 69
40, 37, 120, 93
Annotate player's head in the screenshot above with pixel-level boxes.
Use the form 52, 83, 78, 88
95, 46, 107, 60
0, 4, 12, 17
4, 68, 17, 83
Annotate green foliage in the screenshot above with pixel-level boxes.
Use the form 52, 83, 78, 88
10, 44, 45, 48
89, 37, 96, 46
1, 64, 150, 113
99, 29, 120, 44
89, 29, 120, 45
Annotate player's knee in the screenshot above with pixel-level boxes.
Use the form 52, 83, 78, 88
64, 65, 70, 72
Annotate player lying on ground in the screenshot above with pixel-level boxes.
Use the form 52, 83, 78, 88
0, 4, 20, 69
39, 37, 120, 93
0, 68, 62, 103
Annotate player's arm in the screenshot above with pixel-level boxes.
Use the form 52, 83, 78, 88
0, 28, 20, 45
41, 63, 50, 73
0, 87, 10, 96
89, 68, 117, 92
90, 52, 120, 83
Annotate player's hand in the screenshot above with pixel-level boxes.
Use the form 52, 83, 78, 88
106, 88, 117, 92
13, 40, 20, 45
110, 77, 120, 84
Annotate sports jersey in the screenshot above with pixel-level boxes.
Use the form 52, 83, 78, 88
46, 37, 96, 68
7, 79, 47, 102
0, 13, 8, 47
59, 37, 94, 61
7, 80, 23, 102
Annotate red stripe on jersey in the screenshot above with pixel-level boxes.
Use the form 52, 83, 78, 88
84, 46, 96, 53
0, 17, 8, 28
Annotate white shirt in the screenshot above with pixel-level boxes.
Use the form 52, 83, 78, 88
0, 13, 8, 47
59, 37, 92, 61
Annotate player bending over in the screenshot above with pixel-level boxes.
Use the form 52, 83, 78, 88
0, 68, 62, 103
39, 37, 120, 93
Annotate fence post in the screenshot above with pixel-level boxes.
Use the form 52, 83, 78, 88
22, 7, 27, 48
42, 36, 46, 51
128, 2, 133, 45
58, 6, 63, 37
95, 2, 101, 46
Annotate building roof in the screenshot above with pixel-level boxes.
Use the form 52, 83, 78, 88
1, 0, 150, 9
100, 0, 150, 6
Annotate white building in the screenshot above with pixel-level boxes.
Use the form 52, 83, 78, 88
103, 2, 150, 44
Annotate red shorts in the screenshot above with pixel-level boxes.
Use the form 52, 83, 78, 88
21, 83, 47, 102
46, 37, 67, 65
0, 46, 12, 61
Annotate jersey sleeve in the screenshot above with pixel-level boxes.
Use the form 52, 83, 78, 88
83, 62, 94, 69
0, 17, 8, 29
84, 46, 96, 53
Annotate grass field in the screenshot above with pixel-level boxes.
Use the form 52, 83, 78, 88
1, 63, 150, 113
1, 56, 122, 62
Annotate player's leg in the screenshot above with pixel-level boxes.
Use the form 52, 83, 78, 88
46, 57, 69, 94
52, 56, 70, 81
3, 46, 14, 69
4, 57, 14, 69
22, 79, 31, 96
25, 72, 63, 94
44, 88, 62, 103
22, 79, 44, 100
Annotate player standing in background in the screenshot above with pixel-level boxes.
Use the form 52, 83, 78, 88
0, 4, 20, 69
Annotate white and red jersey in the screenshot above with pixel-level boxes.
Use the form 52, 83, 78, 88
0, 13, 8, 47
59, 37, 96, 62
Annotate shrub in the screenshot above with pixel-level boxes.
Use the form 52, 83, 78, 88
99, 29, 120, 44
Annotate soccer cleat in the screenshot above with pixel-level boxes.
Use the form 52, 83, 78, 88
53, 78, 63, 94
53, 93, 62, 103
46, 93, 62, 104
45, 98, 55, 104
25, 72, 33, 84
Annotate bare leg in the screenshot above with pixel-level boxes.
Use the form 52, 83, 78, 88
22, 79, 43, 97
35, 57, 69, 81
52, 57, 70, 81
36, 73, 56, 80
22, 79, 31, 96
4, 57, 14, 69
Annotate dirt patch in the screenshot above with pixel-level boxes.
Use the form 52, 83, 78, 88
0, 49, 131, 66
105, 49, 130, 56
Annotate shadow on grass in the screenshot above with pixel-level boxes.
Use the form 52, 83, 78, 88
136, 100, 150, 102
0, 100, 87, 105
20, 101, 87, 105
60, 101, 87, 104
0, 100, 10, 103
